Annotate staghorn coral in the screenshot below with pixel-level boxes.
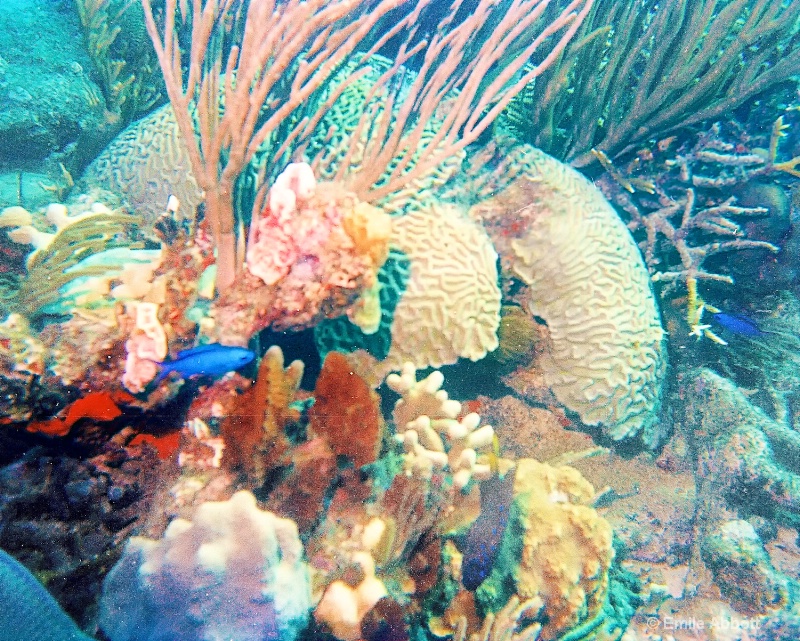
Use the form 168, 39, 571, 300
466, 141, 667, 447
476, 459, 614, 641
99, 490, 312, 641
596, 122, 783, 344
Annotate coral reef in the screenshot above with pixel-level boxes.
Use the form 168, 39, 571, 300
701, 519, 789, 615
476, 459, 614, 640
309, 351, 383, 469
317, 203, 502, 386
387, 363, 498, 491
465, 141, 667, 447
5, 200, 141, 319
679, 368, 800, 530
79, 105, 203, 232
597, 123, 782, 343
74, 0, 160, 126
0, 428, 163, 628
499, 0, 800, 166
0, 0, 115, 169
100, 490, 311, 641
211, 168, 391, 345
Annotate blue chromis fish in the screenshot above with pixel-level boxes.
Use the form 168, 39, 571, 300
711, 312, 771, 338
154, 344, 255, 383
0, 547, 95, 641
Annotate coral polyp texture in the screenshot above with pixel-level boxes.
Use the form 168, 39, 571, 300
80, 105, 203, 231
318, 203, 501, 384
387, 363, 497, 490
99, 490, 311, 641
470, 143, 668, 447
476, 458, 614, 640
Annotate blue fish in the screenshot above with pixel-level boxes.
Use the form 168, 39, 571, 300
711, 312, 770, 338
461, 472, 516, 591
155, 343, 255, 383
0, 547, 95, 641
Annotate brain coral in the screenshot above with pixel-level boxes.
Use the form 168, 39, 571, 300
99, 491, 311, 641
80, 105, 203, 231
320, 203, 501, 384
470, 144, 667, 447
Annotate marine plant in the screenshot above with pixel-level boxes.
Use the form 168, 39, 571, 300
74, 0, 160, 125
140, 0, 594, 292
500, 0, 800, 166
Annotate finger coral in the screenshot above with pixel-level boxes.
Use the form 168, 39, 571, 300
387, 364, 496, 491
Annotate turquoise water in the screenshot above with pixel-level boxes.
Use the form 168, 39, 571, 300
1, 1, 800, 640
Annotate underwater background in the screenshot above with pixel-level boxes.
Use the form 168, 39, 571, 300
1, 0, 800, 639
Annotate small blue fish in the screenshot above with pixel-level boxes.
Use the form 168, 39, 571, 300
155, 344, 255, 383
711, 312, 770, 338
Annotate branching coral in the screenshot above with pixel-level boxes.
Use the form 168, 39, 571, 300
597, 123, 782, 343
387, 364, 497, 492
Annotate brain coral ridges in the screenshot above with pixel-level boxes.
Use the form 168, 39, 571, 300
468, 141, 668, 448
